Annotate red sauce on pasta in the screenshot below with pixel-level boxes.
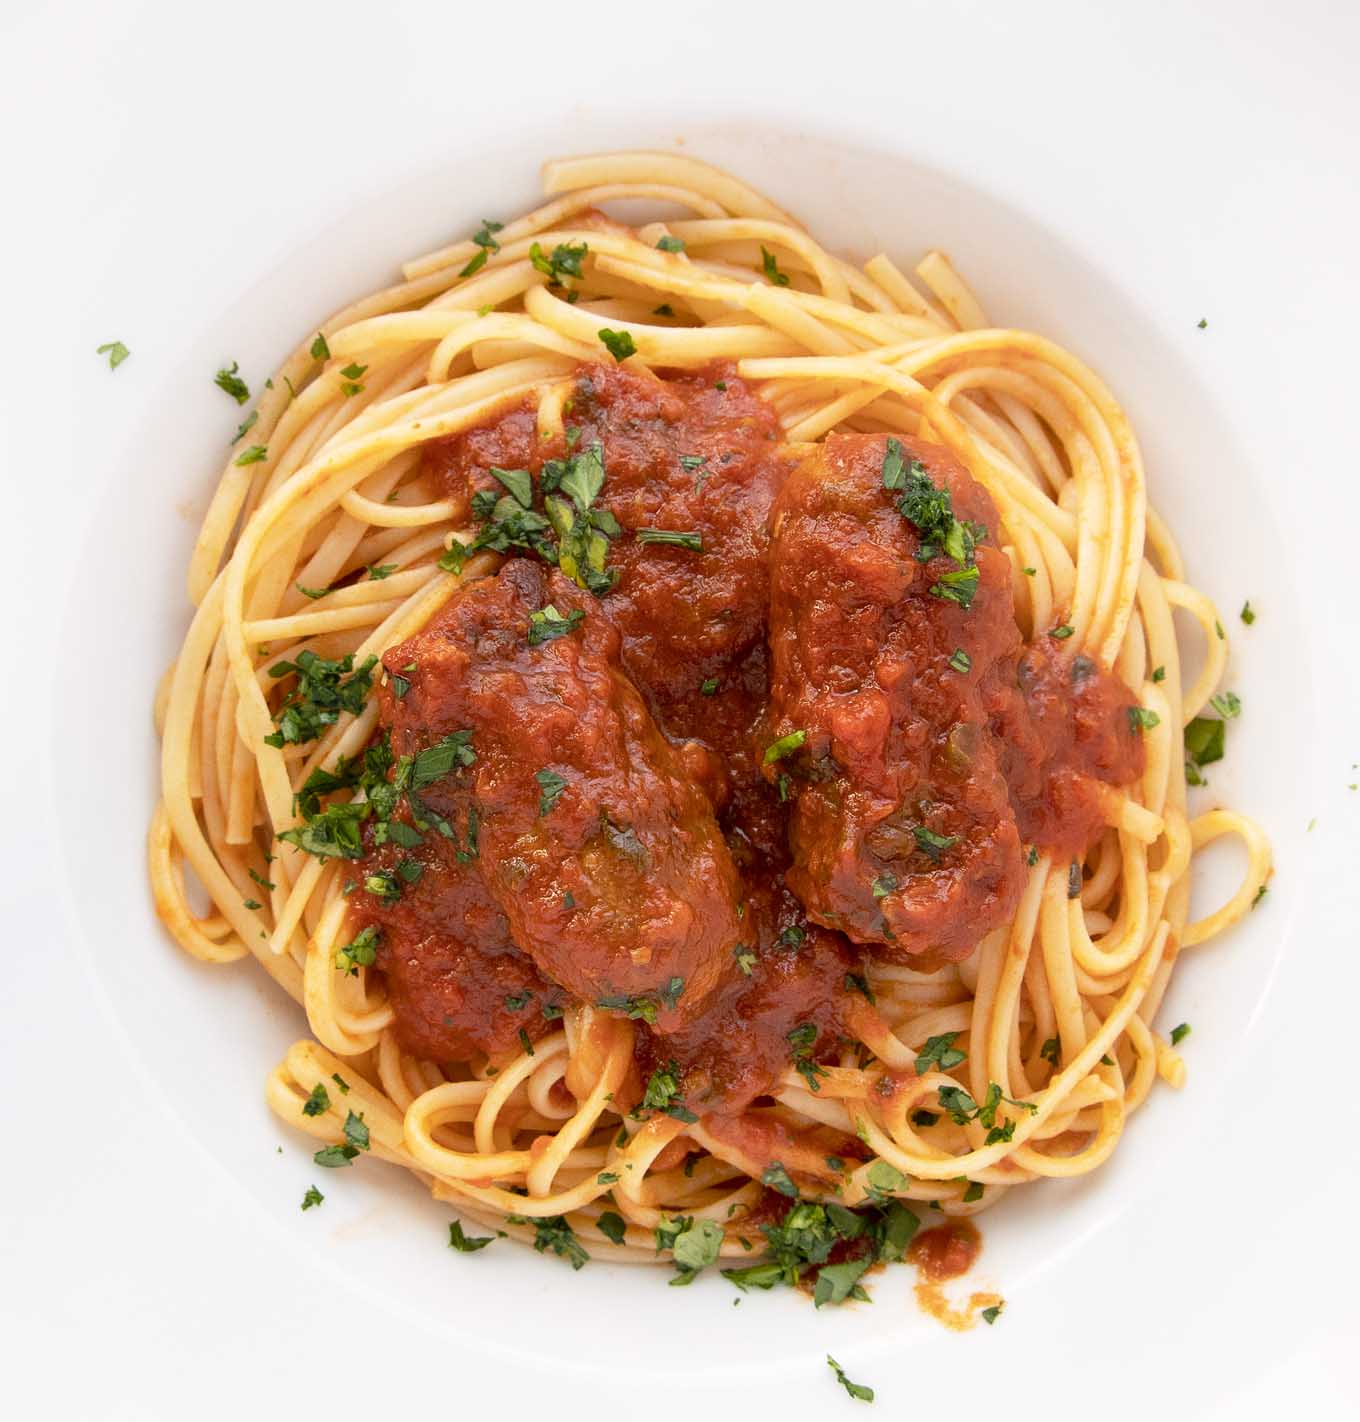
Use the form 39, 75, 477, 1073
353, 362, 1144, 1109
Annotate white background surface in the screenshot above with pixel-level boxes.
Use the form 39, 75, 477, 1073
3, 2, 1359, 1418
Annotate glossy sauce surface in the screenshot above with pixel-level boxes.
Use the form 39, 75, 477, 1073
353, 365, 1144, 1119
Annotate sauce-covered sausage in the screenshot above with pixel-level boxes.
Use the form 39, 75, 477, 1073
765, 432, 1025, 960
380, 559, 746, 1027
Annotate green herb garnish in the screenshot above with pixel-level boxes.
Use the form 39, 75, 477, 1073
215, 362, 249, 404
96, 341, 130, 369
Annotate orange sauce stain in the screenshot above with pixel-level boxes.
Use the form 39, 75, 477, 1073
907, 1220, 981, 1281
913, 1282, 1004, 1331
907, 1219, 999, 1331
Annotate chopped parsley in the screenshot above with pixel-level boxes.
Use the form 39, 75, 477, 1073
636, 528, 702, 551
1128, 706, 1160, 732
700, 677, 719, 695
1252, 884, 1268, 909
761, 246, 790, 286
490, 465, 533, 507
527, 603, 585, 645
763, 729, 806, 764
313, 1143, 358, 1168
438, 540, 468, 575
1039, 1037, 1060, 1066
301, 1083, 330, 1117
668, 1218, 724, 1285
214, 362, 250, 404
827, 1356, 874, 1404
641, 1062, 697, 1121
542, 439, 621, 596
1240, 600, 1256, 625
282, 727, 474, 864
912, 824, 958, 861
310, 332, 330, 360
949, 648, 972, 673
535, 768, 567, 815
981, 1302, 1004, 1324
530, 240, 588, 284
915, 1032, 966, 1075
342, 1111, 370, 1152
596, 1211, 627, 1245
472, 219, 503, 250
734, 944, 758, 975
871, 873, 897, 900
301, 1185, 324, 1210
264, 651, 377, 748
788, 1021, 828, 1093
722, 1194, 919, 1317
231, 410, 258, 444
367, 563, 397, 580
937, 1081, 1037, 1132
881, 437, 984, 610
656, 234, 685, 253
96, 340, 130, 369
931, 564, 981, 609
361, 864, 398, 898
761, 1163, 800, 1198
1170, 1022, 1192, 1046
338, 362, 367, 397
506, 1213, 589, 1269
1049, 624, 1075, 639
597, 328, 637, 362
448, 1220, 495, 1252
1152, 665, 1167, 682
410, 731, 477, 789
1184, 691, 1242, 785
595, 991, 662, 1025
463, 432, 620, 594
459, 219, 503, 275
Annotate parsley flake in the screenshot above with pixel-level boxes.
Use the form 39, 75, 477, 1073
448, 1220, 494, 1252
535, 768, 567, 815
96, 341, 130, 369
214, 362, 250, 404
827, 1356, 874, 1404
597, 328, 637, 362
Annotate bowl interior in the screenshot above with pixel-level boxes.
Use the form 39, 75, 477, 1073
54, 119, 1311, 1377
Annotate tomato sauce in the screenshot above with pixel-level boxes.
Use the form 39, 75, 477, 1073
766, 432, 1143, 958
907, 1220, 982, 1282
349, 364, 1143, 1106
